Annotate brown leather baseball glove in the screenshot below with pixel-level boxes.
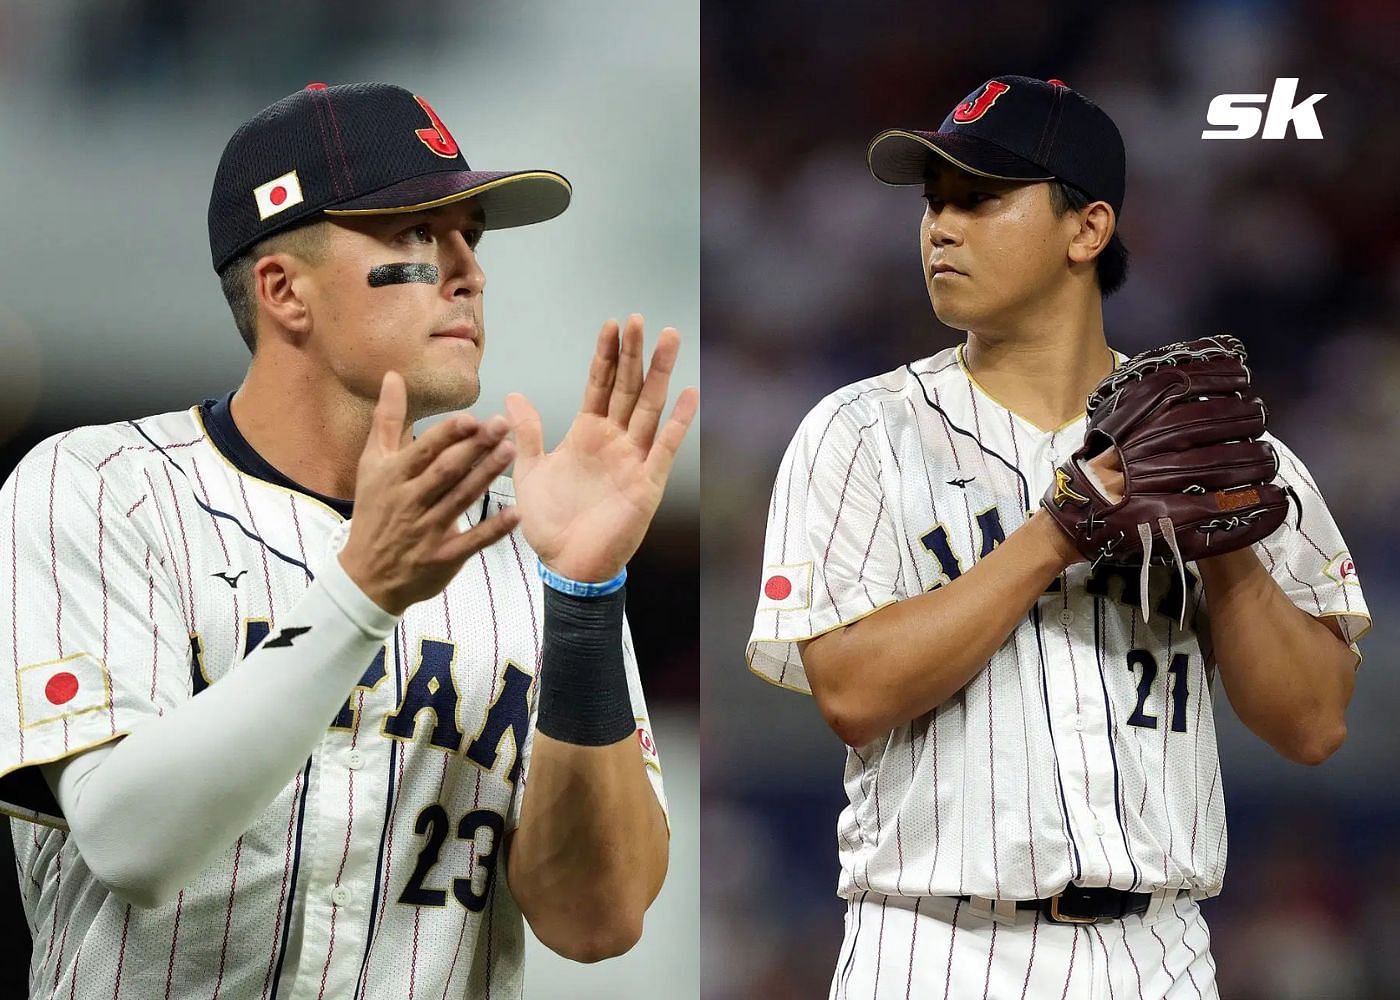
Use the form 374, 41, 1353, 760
1041, 335, 1294, 620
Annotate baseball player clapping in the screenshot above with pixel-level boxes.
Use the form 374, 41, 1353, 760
0, 83, 695, 999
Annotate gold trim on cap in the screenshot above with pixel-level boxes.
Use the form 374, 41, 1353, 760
324, 171, 572, 218
866, 129, 1055, 186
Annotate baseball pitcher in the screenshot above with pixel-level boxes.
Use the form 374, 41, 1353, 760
748, 76, 1366, 999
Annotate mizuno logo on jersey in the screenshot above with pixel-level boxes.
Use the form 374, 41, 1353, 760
212, 569, 248, 588
947, 476, 976, 488
758, 562, 812, 611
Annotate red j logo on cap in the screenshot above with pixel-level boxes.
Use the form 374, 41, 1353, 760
414, 96, 460, 158
952, 80, 1011, 124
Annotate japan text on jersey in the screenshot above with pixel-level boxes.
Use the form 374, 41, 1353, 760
749, 346, 1368, 903
0, 396, 665, 999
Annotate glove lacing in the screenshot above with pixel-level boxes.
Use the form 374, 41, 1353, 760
1136, 518, 1190, 628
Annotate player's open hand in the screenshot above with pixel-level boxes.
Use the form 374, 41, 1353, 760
339, 370, 520, 615
505, 315, 698, 582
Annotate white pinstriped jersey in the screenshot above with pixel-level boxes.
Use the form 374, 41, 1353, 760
0, 394, 665, 1000
748, 345, 1368, 904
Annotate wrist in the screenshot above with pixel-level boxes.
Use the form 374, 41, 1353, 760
337, 549, 407, 616
539, 558, 626, 586
1028, 508, 1081, 570
538, 560, 627, 597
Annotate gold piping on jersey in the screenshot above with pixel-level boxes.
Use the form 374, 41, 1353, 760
192, 406, 349, 523
1314, 608, 1373, 647
955, 344, 1124, 435
745, 597, 901, 695
0, 730, 130, 830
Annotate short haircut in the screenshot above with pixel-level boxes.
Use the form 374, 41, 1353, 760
1048, 181, 1130, 297
217, 222, 329, 355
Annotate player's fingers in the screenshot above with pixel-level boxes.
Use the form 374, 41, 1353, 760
370, 371, 409, 455
505, 393, 545, 460
424, 437, 516, 527
643, 385, 699, 486
580, 319, 621, 417
626, 326, 681, 450
409, 417, 509, 507
435, 506, 521, 565
395, 412, 486, 479
606, 314, 646, 427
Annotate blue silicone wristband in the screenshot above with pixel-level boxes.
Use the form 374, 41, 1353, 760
537, 560, 627, 598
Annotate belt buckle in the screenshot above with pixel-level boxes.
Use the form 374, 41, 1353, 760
1047, 892, 1100, 925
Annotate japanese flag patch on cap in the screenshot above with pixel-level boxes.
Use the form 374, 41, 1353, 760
758, 562, 813, 612
18, 652, 112, 730
253, 170, 304, 221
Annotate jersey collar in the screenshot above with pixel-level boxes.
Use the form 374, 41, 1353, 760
199, 390, 355, 519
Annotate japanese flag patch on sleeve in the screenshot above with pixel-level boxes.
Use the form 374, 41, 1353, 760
636, 723, 661, 773
758, 562, 813, 612
1323, 551, 1360, 586
19, 653, 112, 730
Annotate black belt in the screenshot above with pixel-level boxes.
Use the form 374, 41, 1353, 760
958, 885, 1158, 925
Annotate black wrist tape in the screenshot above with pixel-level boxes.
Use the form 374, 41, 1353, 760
535, 584, 635, 746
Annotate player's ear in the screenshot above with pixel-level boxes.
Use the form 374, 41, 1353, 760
1067, 201, 1115, 265
252, 253, 312, 340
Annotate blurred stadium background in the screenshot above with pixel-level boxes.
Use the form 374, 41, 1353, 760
0, 1, 697, 997
703, 1, 1400, 998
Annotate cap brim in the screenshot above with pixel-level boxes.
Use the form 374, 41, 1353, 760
867, 130, 1054, 186
323, 169, 571, 229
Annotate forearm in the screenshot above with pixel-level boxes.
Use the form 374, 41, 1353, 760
507, 733, 667, 962
804, 509, 1076, 746
43, 554, 398, 907
1198, 546, 1354, 764
506, 578, 665, 960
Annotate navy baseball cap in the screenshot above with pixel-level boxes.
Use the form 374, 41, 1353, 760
208, 82, 572, 273
867, 76, 1126, 216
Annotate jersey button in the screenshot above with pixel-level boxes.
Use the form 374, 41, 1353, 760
331, 885, 351, 907
1059, 609, 1074, 626
1074, 715, 1084, 732
347, 750, 365, 771
1094, 820, 1105, 836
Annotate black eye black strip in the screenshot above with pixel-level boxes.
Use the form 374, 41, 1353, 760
368, 263, 440, 287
